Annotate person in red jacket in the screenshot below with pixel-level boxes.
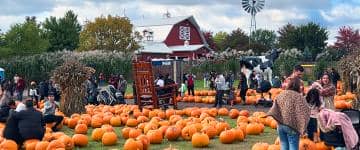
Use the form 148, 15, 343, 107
15, 76, 26, 101
187, 74, 195, 96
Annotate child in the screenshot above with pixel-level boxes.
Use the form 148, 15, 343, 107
179, 82, 187, 97
306, 88, 322, 141
228, 87, 236, 107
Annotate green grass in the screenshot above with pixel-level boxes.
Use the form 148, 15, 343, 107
125, 80, 240, 95
63, 116, 277, 150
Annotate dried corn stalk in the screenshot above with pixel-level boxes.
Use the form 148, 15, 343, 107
51, 59, 95, 116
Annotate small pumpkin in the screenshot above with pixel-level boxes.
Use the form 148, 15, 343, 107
165, 126, 181, 141
91, 128, 105, 141
124, 138, 143, 150
252, 142, 269, 150
181, 125, 197, 141
109, 116, 122, 127
191, 132, 210, 148
102, 132, 118, 146
146, 129, 163, 144
126, 118, 138, 127
74, 124, 88, 134
201, 125, 217, 139
136, 135, 150, 150
34, 141, 49, 150
219, 130, 236, 144
128, 128, 142, 139
72, 134, 88, 147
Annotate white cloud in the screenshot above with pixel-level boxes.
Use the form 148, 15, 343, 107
320, 4, 360, 22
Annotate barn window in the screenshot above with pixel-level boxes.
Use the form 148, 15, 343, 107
143, 29, 154, 41
179, 26, 190, 41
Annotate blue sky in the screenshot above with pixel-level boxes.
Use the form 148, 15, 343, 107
0, 0, 359, 45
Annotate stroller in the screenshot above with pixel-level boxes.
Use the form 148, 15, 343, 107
320, 109, 360, 149
97, 85, 125, 105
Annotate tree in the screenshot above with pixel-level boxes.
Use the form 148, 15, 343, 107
278, 23, 297, 49
250, 29, 277, 54
213, 31, 228, 51
334, 26, 360, 53
43, 10, 81, 52
79, 15, 139, 52
0, 29, 5, 47
202, 31, 217, 50
4, 16, 49, 55
224, 28, 249, 51
278, 22, 328, 60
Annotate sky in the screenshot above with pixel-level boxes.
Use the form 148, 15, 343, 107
0, 0, 359, 45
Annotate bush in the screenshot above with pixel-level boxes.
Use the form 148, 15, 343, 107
313, 58, 337, 80
273, 48, 302, 77
0, 50, 132, 82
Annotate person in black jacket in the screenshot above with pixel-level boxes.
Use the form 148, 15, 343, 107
238, 72, 248, 105
39, 81, 49, 100
14, 99, 45, 141
0, 100, 16, 122
3, 110, 22, 145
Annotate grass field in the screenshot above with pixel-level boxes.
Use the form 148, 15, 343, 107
63, 116, 277, 150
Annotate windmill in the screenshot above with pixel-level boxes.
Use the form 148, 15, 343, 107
242, 0, 265, 46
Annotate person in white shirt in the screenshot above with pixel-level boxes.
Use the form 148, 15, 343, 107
15, 99, 26, 112
156, 75, 165, 87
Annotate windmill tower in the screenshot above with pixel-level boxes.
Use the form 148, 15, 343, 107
242, 0, 265, 46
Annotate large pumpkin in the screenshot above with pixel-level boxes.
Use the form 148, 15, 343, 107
246, 123, 262, 135
136, 135, 150, 150
35, 141, 49, 150
165, 126, 181, 141
58, 135, 74, 150
231, 128, 244, 141
126, 118, 138, 127
129, 128, 142, 139
146, 129, 163, 144
91, 128, 105, 141
46, 140, 65, 150
74, 124, 88, 134
218, 108, 229, 116
229, 109, 240, 119
219, 130, 236, 144
67, 118, 77, 129
201, 125, 217, 139
124, 138, 143, 150
72, 134, 88, 147
102, 132, 118, 146
109, 116, 122, 127
251, 142, 269, 150
181, 125, 197, 141
191, 132, 210, 148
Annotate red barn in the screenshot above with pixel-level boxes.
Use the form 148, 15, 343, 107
135, 16, 212, 60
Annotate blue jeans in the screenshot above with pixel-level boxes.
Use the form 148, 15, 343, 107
278, 124, 300, 150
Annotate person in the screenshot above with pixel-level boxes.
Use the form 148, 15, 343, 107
271, 76, 282, 88
0, 81, 12, 107
15, 98, 26, 112
228, 87, 236, 107
98, 73, 105, 86
3, 108, 22, 145
117, 75, 127, 97
164, 74, 175, 93
155, 75, 165, 95
209, 71, 216, 90
305, 88, 322, 141
0, 100, 16, 122
267, 77, 310, 150
29, 81, 40, 108
318, 109, 359, 150
214, 73, 226, 108
319, 74, 336, 109
203, 72, 209, 88
15, 76, 26, 101
281, 65, 305, 94
39, 81, 49, 101
329, 68, 340, 89
14, 99, 45, 141
85, 76, 98, 105
43, 93, 63, 132
179, 81, 187, 97
249, 71, 257, 89
238, 72, 248, 105
187, 74, 195, 96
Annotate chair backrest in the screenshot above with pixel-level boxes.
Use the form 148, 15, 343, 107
341, 109, 360, 125
132, 61, 158, 104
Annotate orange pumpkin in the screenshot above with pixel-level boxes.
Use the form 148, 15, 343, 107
252, 142, 269, 150
123, 138, 143, 150
129, 128, 142, 139
231, 128, 245, 141
299, 138, 316, 150
126, 118, 138, 127
229, 109, 240, 119
67, 118, 77, 129
136, 135, 150, 150
239, 110, 250, 117
74, 124, 88, 134
91, 128, 105, 141
146, 129, 163, 144
109, 116, 122, 127
268, 144, 281, 150
246, 123, 262, 135
58, 135, 74, 150
46, 140, 65, 150
91, 117, 103, 128
315, 142, 331, 150
181, 125, 197, 141
72, 134, 88, 147
121, 127, 132, 139
165, 126, 181, 141
191, 132, 210, 148
102, 132, 118, 146
219, 130, 236, 144
218, 108, 229, 116
34, 141, 49, 150
216, 122, 231, 135
201, 125, 217, 139
24, 139, 39, 150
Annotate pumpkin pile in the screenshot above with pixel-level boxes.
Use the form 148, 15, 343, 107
252, 137, 333, 150
334, 92, 357, 109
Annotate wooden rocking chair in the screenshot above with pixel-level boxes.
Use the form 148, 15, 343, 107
132, 61, 178, 109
